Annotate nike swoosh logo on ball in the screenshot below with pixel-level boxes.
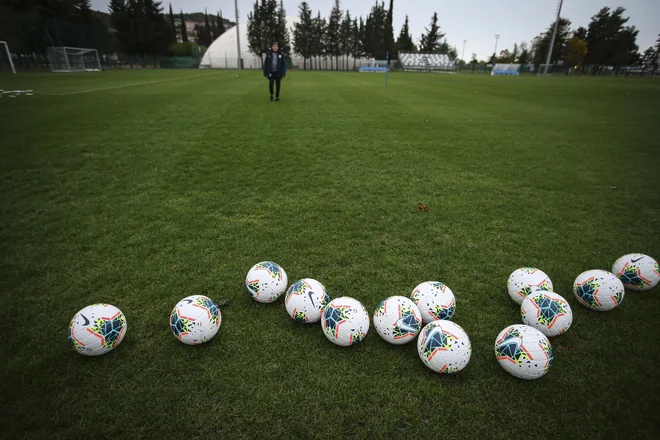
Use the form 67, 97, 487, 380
631, 257, 644, 263
81, 314, 90, 326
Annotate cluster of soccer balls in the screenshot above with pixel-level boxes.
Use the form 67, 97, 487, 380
245, 261, 469, 373
68, 253, 658, 379
499, 253, 659, 379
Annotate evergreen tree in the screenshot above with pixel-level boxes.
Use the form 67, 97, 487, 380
339, 10, 352, 70
396, 15, 416, 53
326, 0, 342, 70
517, 42, 531, 64
312, 11, 327, 69
532, 18, 571, 66
585, 7, 639, 68
276, 0, 290, 54
574, 27, 587, 40
217, 11, 225, 36
110, 0, 132, 52
247, 1, 265, 59
363, 2, 387, 59
293, 2, 313, 69
179, 10, 188, 43
202, 8, 211, 45
168, 3, 177, 43
351, 18, 362, 70
385, 0, 395, 57
419, 12, 444, 52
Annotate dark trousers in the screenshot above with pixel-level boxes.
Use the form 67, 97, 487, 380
269, 71, 281, 97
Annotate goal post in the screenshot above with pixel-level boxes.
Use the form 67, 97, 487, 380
0, 41, 16, 74
48, 47, 102, 72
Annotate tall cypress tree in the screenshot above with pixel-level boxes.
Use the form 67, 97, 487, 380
327, 0, 342, 70
339, 10, 352, 70
217, 11, 225, 36
312, 11, 327, 69
276, 0, 290, 54
203, 8, 211, 45
293, 2, 313, 69
168, 3, 177, 43
179, 10, 188, 43
351, 18, 362, 70
385, 0, 395, 57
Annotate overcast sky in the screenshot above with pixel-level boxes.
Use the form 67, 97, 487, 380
90, 0, 659, 59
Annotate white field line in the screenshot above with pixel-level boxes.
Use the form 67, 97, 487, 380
55, 72, 224, 96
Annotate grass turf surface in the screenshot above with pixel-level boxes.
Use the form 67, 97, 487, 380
1, 70, 659, 439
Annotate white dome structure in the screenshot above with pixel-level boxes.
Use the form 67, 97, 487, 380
200, 16, 300, 70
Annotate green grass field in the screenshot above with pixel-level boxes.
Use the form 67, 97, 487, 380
1, 70, 659, 439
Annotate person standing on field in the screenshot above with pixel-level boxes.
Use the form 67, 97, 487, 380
263, 42, 286, 102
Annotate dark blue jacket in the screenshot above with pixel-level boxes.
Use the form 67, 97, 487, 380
263, 50, 287, 78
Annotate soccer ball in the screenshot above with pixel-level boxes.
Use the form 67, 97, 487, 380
417, 320, 471, 373
373, 296, 422, 345
285, 278, 330, 324
321, 297, 370, 347
612, 253, 660, 291
245, 261, 288, 303
507, 267, 553, 305
573, 269, 625, 311
410, 281, 456, 324
68, 304, 127, 356
521, 291, 573, 337
170, 295, 221, 345
494, 324, 553, 380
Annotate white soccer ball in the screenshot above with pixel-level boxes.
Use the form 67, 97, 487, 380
521, 291, 572, 337
373, 296, 422, 345
170, 295, 221, 345
612, 253, 660, 291
494, 324, 553, 380
410, 281, 456, 324
417, 320, 471, 373
68, 304, 127, 356
285, 278, 330, 324
573, 269, 625, 311
507, 267, 553, 305
321, 297, 370, 346
245, 261, 288, 303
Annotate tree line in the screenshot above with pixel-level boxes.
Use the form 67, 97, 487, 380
0, 0, 115, 54
0, 0, 228, 59
110, 1, 227, 58
488, 6, 659, 74
248, 0, 460, 70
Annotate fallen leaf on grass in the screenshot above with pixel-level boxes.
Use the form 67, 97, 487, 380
609, 186, 617, 189
417, 203, 429, 211
171, 265, 177, 269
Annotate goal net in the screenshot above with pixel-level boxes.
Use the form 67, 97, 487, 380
48, 47, 101, 72
0, 41, 16, 74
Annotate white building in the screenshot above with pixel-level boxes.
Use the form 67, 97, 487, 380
200, 16, 374, 70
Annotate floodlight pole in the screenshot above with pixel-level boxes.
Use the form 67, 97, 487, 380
493, 35, 500, 61
461, 40, 467, 62
543, 0, 564, 76
234, 0, 241, 69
